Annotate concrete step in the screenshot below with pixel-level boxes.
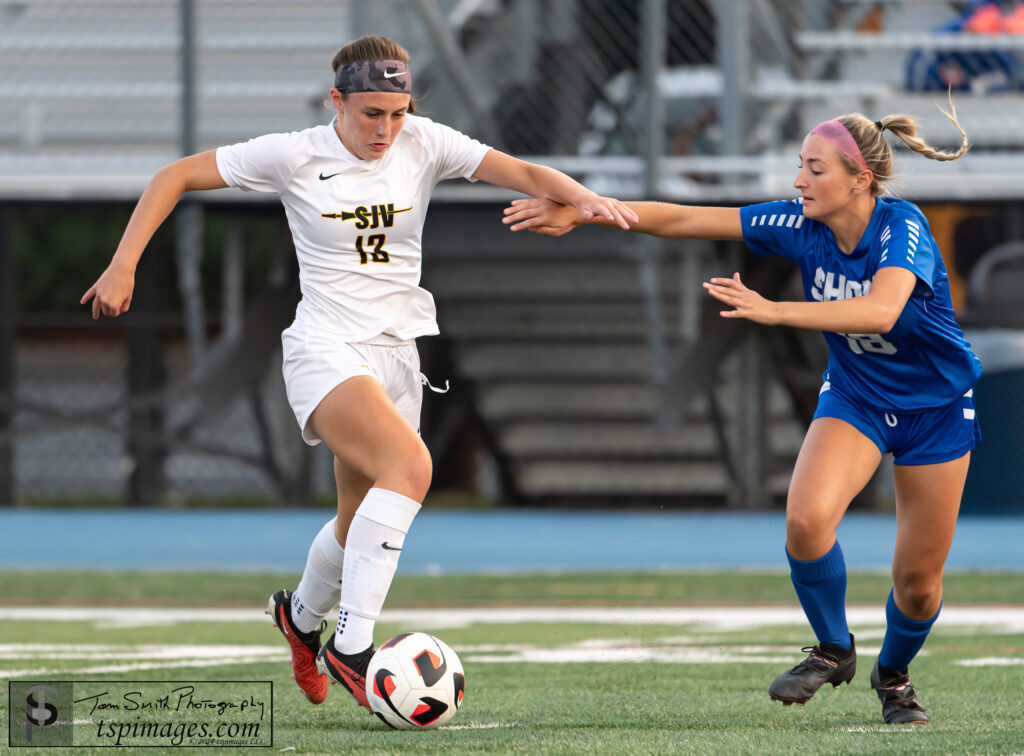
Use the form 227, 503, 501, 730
0, 100, 326, 146
0, 4, 350, 51
479, 383, 660, 421
498, 421, 804, 459
439, 302, 684, 340
514, 459, 792, 498
477, 382, 797, 422
458, 343, 652, 381
428, 261, 679, 301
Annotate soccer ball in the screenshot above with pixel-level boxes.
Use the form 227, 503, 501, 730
365, 632, 465, 730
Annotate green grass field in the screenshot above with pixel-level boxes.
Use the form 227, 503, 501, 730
3, 570, 1023, 755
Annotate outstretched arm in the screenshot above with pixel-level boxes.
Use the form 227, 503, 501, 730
81, 150, 227, 318
502, 197, 744, 241
472, 150, 638, 230
704, 266, 917, 333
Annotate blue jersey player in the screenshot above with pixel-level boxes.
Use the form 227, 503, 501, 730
504, 105, 977, 726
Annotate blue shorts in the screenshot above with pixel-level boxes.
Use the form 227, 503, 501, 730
813, 379, 981, 466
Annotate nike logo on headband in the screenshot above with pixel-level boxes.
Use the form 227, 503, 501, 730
383, 70, 408, 79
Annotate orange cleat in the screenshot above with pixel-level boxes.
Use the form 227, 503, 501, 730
266, 589, 328, 705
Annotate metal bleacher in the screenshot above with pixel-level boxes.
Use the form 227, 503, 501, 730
0, 0, 359, 506
421, 207, 803, 504
796, 2, 1024, 155
0, 0, 345, 199
6, 0, 1024, 507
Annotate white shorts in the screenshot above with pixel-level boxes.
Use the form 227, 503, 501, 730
282, 326, 425, 446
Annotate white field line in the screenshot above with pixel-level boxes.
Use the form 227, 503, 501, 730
1, 606, 1022, 677
0, 644, 289, 678
0, 606, 835, 629
11, 634, 1023, 677
3, 655, 289, 679
440, 721, 517, 730
0, 643, 809, 676
460, 638, 890, 665
467, 640, 890, 665
0, 641, 806, 678
467, 647, 800, 664
0, 607, 268, 628
3, 605, 1024, 631
0, 643, 284, 659
955, 657, 1024, 666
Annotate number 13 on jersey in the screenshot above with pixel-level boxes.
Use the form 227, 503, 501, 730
356, 234, 390, 264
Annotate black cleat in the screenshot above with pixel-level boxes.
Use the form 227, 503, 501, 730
316, 634, 374, 712
870, 659, 930, 724
769, 634, 856, 706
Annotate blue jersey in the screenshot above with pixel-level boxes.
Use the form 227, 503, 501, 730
740, 197, 982, 411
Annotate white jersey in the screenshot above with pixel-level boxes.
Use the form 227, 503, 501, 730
215, 114, 490, 341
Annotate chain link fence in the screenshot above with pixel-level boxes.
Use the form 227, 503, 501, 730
2, 0, 1024, 506
3, 0, 1021, 198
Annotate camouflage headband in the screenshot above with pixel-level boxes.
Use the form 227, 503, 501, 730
334, 59, 412, 94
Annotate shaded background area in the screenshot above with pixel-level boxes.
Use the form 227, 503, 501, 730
1, 0, 1023, 516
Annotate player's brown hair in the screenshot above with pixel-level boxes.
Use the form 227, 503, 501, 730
331, 36, 416, 113
832, 96, 969, 195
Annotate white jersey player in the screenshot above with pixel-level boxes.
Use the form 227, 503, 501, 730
82, 34, 637, 710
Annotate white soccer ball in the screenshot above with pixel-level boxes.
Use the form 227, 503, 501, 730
365, 632, 465, 730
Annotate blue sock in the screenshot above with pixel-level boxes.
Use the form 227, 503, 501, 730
787, 540, 851, 648
878, 588, 940, 670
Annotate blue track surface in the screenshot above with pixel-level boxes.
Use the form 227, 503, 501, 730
1, 509, 1022, 574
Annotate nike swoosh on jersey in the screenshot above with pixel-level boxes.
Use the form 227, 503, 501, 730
381, 542, 403, 551
319, 172, 341, 181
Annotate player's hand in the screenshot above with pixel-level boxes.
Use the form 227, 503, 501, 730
502, 198, 582, 236
573, 193, 638, 230
81, 262, 135, 319
702, 272, 781, 325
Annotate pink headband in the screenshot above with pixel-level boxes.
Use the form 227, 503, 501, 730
810, 119, 869, 172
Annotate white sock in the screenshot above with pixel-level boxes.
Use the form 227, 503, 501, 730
335, 488, 421, 654
291, 517, 345, 633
